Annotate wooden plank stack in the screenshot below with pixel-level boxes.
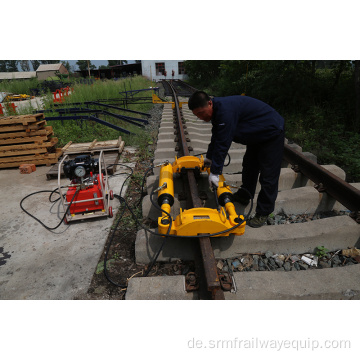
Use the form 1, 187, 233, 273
0, 113, 63, 169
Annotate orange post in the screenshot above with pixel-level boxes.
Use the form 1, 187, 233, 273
52, 89, 63, 103
6, 103, 17, 114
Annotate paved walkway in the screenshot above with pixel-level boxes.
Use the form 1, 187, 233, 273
0, 149, 134, 299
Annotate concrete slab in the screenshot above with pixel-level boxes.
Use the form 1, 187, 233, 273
146, 168, 302, 196
0, 149, 135, 299
225, 264, 360, 300
2, 96, 45, 115
125, 264, 360, 300
274, 186, 350, 214
125, 275, 198, 300
135, 216, 360, 263
153, 157, 242, 174
154, 147, 245, 161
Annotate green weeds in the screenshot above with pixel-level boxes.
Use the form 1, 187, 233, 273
315, 246, 329, 258
39, 76, 156, 147
285, 107, 360, 182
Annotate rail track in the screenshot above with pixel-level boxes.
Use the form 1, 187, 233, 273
126, 81, 360, 300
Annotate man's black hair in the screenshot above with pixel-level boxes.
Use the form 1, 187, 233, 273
188, 91, 211, 110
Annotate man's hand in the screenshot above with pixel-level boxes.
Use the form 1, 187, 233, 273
204, 158, 212, 168
208, 172, 219, 189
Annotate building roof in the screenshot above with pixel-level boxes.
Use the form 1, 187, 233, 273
0, 71, 36, 80
36, 63, 63, 72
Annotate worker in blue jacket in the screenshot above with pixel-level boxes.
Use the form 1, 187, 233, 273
188, 91, 285, 228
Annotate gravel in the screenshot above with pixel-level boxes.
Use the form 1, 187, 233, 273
266, 210, 350, 225
219, 248, 359, 275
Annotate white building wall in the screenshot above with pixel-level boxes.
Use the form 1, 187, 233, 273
141, 60, 188, 81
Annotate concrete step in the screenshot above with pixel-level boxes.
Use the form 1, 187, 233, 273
154, 147, 246, 160
145, 168, 308, 195
225, 264, 360, 300
125, 264, 360, 300
125, 275, 198, 300
153, 157, 242, 174
142, 173, 352, 222
135, 216, 360, 264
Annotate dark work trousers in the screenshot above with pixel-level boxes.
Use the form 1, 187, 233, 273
240, 130, 285, 215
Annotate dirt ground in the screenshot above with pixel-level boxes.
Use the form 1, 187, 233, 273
72, 102, 195, 300
74, 150, 195, 300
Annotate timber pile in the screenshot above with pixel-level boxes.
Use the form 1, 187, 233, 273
0, 113, 62, 168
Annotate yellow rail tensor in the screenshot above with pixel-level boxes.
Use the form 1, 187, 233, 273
157, 156, 246, 237
152, 93, 188, 109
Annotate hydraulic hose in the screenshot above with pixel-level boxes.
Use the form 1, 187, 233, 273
20, 187, 80, 231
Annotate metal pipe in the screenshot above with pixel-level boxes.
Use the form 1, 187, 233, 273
88, 101, 151, 117
101, 110, 145, 128
45, 115, 133, 135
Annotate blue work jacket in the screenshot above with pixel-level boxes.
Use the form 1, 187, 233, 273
206, 95, 284, 175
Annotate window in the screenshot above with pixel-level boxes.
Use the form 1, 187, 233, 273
178, 62, 186, 75
155, 62, 165, 76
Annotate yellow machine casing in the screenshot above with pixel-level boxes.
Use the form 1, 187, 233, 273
157, 157, 246, 237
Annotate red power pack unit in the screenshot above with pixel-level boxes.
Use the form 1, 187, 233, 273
59, 151, 114, 223
66, 174, 105, 215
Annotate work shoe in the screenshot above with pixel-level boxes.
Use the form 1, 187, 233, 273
247, 213, 268, 228
232, 189, 250, 206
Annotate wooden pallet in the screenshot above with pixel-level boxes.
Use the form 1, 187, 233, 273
62, 137, 123, 154
0, 113, 62, 169
46, 137, 125, 179
0, 134, 52, 146
0, 138, 58, 157
0, 120, 47, 133
0, 126, 53, 139
0, 149, 63, 168
46, 152, 121, 179
0, 113, 44, 126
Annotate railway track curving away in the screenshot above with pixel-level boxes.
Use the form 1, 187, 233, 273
126, 81, 360, 300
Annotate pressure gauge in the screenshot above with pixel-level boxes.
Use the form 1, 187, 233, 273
74, 165, 86, 178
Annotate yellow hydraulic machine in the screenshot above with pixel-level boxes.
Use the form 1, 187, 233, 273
152, 93, 188, 109
156, 155, 246, 237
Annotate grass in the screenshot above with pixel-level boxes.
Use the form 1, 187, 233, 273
0, 78, 41, 95
4, 76, 156, 149
1, 76, 157, 156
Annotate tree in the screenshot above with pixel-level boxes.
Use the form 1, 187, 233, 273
76, 60, 95, 71
19, 60, 30, 72
355, 60, 360, 131
62, 61, 71, 72
0, 60, 7, 72
6, 60, 18, 72
40, 60, 60, 64
30, 60, 41, 71
108, 60, 128, 67
183, 60, 221, 87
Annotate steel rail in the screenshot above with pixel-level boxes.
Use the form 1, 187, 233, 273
173, 79, 198, 96
167, 81, 225, 300
44, 115, 133, 135
284, 144, 360, 222
87, 101, 151, 118
175, 79, 198, 93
